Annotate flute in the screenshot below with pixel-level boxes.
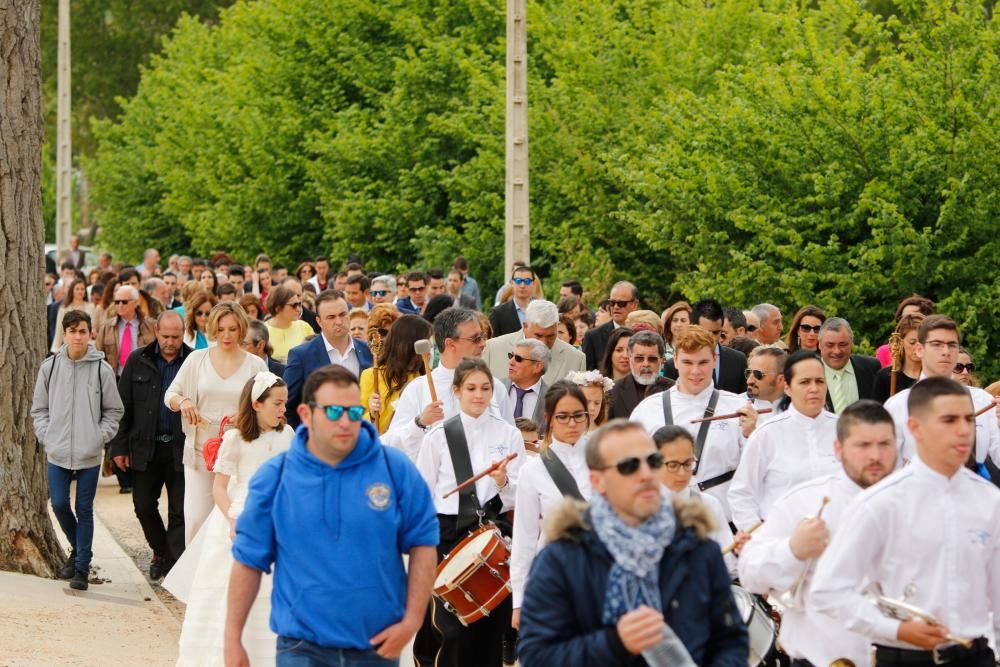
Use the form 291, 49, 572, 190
691, 408, 772, 424
443, 453, 519, 498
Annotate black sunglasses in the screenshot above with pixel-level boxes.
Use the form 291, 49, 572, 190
954, 362, 976, 373
595, 452, 665, 475
608, 299, 635, 309
114, 299, 134, 305
746, 324, 758, 332
799, 324, 822, 334
507, 352, 539, 363
744, 368, 777, 380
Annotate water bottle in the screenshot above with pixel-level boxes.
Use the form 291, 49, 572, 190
641, 623, 697, 667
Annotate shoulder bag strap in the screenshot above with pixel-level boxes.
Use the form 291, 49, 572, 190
661, 389, 674, 425
443, 415, 481, 534
692, 389, 720, 475
540, 447, 584, 501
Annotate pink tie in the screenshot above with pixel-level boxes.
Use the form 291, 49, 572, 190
119, 322, 133, 370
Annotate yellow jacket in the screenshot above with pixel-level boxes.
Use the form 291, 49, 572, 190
360, 367, 419, 433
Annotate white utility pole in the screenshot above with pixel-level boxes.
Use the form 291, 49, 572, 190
56, 0, 72, 257
504, 0, 530, 281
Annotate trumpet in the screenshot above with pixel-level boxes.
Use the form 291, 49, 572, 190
777, 496, 830, 610
864, 583, 973, 649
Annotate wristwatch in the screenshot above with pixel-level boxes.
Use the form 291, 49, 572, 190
414, 415, 428, 431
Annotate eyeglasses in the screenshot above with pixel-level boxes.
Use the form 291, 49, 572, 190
457, 334, 485, 345
707, 328, 727, 340
408, 285, 426, 293
744, 368, 778, 380
595, 452, 665, 475
310, 403, 365, 422
631, 354, 662, 365
551, 411, 590, 424
114, 299, 134, 305
371, 290, 389, 297
746, 324, 758, 332
375, 327, 390, 338
512, 277, 535, 286
608, 299, 635, 310
285, 301, 303, 310
799, 324, 822, 334
926, 340, 960, 351
954, 363, 976, 374
195, 309, 212, 317
508, 352, 540, 363
663, 458, 698, 473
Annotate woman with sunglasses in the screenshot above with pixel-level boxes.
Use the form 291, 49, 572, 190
265, 285, 313, 363
183, 290, 218, 350
728, 350, 840, 532
653, 425, 738, 577
870, 313, 924, 403
784, 304, 827, 353
953, 348, 979, 387
598, 326, 634, 383
167, 302, 268, 545
361, 314, 430, 433
414, 358, 525, 667
164, 372, 291, 664
510, 382, 594, 632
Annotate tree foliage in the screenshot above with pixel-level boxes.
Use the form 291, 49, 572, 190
90, 0, 1000, 375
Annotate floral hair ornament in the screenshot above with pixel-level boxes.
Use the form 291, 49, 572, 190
566, 369, 614, 393
250, 371, 281, 402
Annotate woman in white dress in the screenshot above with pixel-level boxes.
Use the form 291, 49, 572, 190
164, 371, 293, 666
510, 380, 593, 630
165, 302, 268, 544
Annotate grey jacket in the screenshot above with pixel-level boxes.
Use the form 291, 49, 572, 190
31, 343, 124, 470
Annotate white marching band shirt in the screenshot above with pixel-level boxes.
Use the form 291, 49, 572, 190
510, 439, 592, 609
809, 456, 1000, 649
739, 471, 870, 667
415, 410, 525, 516
728, 406, 841, 532
629, 383, 748, 518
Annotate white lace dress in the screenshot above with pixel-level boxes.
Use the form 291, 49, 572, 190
163, 425, 293, 666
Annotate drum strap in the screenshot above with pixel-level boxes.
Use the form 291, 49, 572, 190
540, 448, 584, 501
443, 415, 482, 534
662, 388, 719, 474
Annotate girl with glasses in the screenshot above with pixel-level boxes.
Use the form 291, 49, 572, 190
183, 290, 218, 350
413, 358, 525, 667
510, 381, 593, 633
784, 304, 827, 353
264, 285, 313, 363
165, 372, 292, 665
728, 350, 840, 532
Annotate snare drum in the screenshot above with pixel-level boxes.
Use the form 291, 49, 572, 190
433, 524, 512, 626
731, 585, 777, 666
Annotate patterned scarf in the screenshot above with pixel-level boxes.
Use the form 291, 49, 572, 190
590, 492, 676, 625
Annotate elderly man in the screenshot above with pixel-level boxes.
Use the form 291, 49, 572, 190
501, 339, 550, 426
581, 282, 640, 370
608, 331, 673, 419
136, 248, 161, 277
517, 420, 748, 666
96, 285, 156, 377
489, 265, 539, 337
242, 320, 287, 376
482, 300, 586, 384
370, 274, 397, 305
817, 317, 880, 414
144, 277, 173, 310
751, 303, 784, 346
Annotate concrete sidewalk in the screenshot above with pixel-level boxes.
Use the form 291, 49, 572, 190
0, 492, 179, 666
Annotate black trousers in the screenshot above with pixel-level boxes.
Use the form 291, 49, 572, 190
132, 443, 185, 562
874, 642, 994, 667
413, 507, 511, 667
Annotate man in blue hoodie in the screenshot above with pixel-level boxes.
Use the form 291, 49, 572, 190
226, 365, 439, 666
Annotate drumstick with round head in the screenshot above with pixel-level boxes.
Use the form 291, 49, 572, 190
722, 521, 762, 555
974, 400, 997, 418
443, 453, 519, 498
414, 339, 438, 403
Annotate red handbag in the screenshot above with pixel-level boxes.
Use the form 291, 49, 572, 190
202, 416, 231, 472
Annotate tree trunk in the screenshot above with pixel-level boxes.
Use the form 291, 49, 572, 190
0, 0, 64, 576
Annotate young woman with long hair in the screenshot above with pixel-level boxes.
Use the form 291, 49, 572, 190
361, 314, 432, 433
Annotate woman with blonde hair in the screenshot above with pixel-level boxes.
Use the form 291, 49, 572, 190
661, 301, 692, 360
624, 309, 664, 336
265, 285, 313, 363
184, 290, 218, 350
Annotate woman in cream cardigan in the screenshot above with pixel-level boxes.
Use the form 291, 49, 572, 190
165, 302, 267, 544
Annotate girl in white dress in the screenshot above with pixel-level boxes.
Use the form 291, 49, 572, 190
510, 380, 594, 631
164, 371, 293, 666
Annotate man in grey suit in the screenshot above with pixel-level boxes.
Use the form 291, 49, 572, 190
482, 300, 586, 384
500, 339, 549, 428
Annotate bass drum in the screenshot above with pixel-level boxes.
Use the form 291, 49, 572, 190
731, 585, 777, 666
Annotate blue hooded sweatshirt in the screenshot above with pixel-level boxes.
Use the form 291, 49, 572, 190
232, 420, 439, 649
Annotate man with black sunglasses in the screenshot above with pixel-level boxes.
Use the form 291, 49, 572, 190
518, 420, 748, 666
227, 364, 439, 664
581, 281, 640, 370
744, 346, 787, 417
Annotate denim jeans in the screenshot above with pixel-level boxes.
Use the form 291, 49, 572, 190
276, 637, 398, 667
48, 463, 100, 574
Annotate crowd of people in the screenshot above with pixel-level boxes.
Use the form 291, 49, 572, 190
32, 243, 1000, 667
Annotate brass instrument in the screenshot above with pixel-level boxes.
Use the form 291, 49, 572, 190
864, 583, 973, 649
778, 496, 830, 610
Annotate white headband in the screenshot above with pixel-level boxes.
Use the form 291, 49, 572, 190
251, 371, 281, 402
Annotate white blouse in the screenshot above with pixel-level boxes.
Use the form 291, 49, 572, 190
510, 440, 592, 608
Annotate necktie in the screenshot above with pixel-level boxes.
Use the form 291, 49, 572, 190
830, 371, 845, 414
514, 386, 533, 419
119, 321, 133, 371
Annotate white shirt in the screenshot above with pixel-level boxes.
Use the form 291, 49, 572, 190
670, 486, 737, 579
739, 472, 869, 666
741, 392, 780, 426
884, 377, 1000, 465
384, 363, 512, 461
323, 334, 360, 378
728, 406, 840, 531
630, 383, 747, 517
810, 456, 1000, 647
504, 378, 543, 423
510, 440, 592, 608
416, 411, 525, 515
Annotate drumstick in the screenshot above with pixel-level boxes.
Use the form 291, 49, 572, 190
443, 453, 518, 498
816, 496, 830, 519
414, 339, 438, 403
974, 400, 997, 418
722, 521, 762, 555
691, 408, 772, 424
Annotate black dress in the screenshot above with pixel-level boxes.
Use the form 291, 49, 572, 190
870, 366, 917, 404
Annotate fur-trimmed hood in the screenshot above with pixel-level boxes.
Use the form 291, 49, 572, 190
543, 493, 716, 543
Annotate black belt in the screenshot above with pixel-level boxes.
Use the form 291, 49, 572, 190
154, 434, 176, 443
698, 469, 735, 492
875, 638, 991, 665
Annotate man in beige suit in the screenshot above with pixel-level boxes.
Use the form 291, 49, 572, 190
483, 300, 586, 385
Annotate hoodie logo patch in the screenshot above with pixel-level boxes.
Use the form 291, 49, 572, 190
367, 483, 391, 511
